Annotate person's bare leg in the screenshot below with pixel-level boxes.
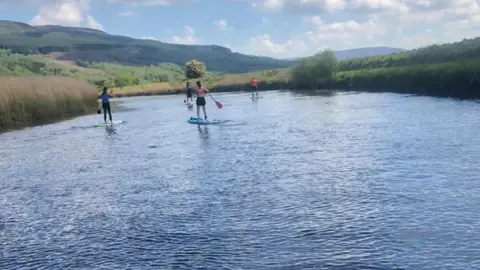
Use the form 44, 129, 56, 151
197, 106, 200, 119
202, 106, 207, 120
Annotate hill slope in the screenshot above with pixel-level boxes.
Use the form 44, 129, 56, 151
0, 20, 406, 73
0, 20, 295, 73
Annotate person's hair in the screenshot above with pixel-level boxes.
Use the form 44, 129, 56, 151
102, 86, 108, 93
196, 80, 201, 87
186, 82, 190, 86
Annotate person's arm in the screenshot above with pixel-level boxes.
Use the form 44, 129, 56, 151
108, 89, 114, 97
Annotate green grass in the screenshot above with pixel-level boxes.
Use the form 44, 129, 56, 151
2, 43, 480, 101
0, 49, 291, 97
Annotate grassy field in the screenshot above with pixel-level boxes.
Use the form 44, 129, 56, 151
0, 76, 99, 133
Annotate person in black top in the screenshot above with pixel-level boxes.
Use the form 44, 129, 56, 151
185, 82, 193, 104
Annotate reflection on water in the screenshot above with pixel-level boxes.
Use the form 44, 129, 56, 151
197, 125, 209, 139
289, 89, 337, 97
105, 126, 117, 136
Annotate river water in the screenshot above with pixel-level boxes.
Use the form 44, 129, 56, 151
1, 90, 479, 269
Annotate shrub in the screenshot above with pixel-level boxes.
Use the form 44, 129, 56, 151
185, 59, 206, 79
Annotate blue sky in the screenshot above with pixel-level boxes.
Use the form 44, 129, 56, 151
1, 0, 480, 58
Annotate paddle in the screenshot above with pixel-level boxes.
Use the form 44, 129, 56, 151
208, 94, 223, 109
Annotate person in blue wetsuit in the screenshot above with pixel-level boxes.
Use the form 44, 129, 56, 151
100, 87, 114, 124
185, 82, 193, 104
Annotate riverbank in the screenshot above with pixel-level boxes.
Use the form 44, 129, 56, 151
109, 59, 480, 100
111, 69, 291, 97
333, 60, 480, 99
0, 76, 99, 133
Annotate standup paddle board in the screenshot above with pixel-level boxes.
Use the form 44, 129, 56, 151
94, 120, 124, 127
187, 117, 221, 125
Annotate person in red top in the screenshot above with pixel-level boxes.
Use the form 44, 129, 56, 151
251, 77, 259, 98
195, 80, 209, 120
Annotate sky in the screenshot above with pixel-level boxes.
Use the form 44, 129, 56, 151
0, 0, 480, 59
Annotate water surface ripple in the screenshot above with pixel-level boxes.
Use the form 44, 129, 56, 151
1, 91, 480, 269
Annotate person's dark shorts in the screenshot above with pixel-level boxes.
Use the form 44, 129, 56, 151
251, 85, 258, 91
187, 92, 192, 98
196, 97, 206, 106
102, 102, 111, 112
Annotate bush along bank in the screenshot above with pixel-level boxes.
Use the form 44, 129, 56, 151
0, 76, 99, 133
332, 60, 480, 99
290, 47, 480, 99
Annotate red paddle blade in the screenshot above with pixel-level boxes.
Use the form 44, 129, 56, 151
215, 101, 223, 109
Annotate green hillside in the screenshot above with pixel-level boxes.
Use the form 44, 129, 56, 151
338, 37, 480, 71
0, 20, 294, 73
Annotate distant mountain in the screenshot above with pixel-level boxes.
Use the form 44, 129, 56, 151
0, 20, 295, 73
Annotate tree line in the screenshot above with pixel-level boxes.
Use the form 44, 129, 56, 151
290, 38, 480, 99
337, 37, 480, 71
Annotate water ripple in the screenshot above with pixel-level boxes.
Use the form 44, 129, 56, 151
1, 91, 480, 269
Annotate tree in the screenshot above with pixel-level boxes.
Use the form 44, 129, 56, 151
291, 48, 338, 88
184, 59, 206, 79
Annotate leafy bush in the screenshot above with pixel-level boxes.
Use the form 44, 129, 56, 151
333, 60, 480, 98
185, 59, 206, 79
291, 49, 338, 88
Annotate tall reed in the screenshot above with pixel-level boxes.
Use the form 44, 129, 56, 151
0, 76, 99, 132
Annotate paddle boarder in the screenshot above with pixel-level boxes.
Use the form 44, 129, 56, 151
251, 77, 258, 98
185, 82, 193, 104
196, 80, 208, 120
100, 86, 114, 124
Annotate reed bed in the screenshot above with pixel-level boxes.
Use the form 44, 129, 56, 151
0, 76, 99, 132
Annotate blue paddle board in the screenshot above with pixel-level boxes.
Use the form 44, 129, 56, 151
187, 117, 221, 125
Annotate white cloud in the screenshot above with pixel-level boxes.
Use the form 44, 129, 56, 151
85, 14, 103, 30
246, 34, 308, 57
244, 0, 480, 57
214, 19, 230, 30
28, 0, 103, 30
6, 0, 195, 30
118, 11, 134, 16
261, 17, 269, 24
167, 25, 201, 44
105, 0, 196, 5
142, 36, 157, 40
251, 0, 406, 13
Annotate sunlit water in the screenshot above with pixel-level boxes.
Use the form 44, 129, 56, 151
1, 90, 480, 269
